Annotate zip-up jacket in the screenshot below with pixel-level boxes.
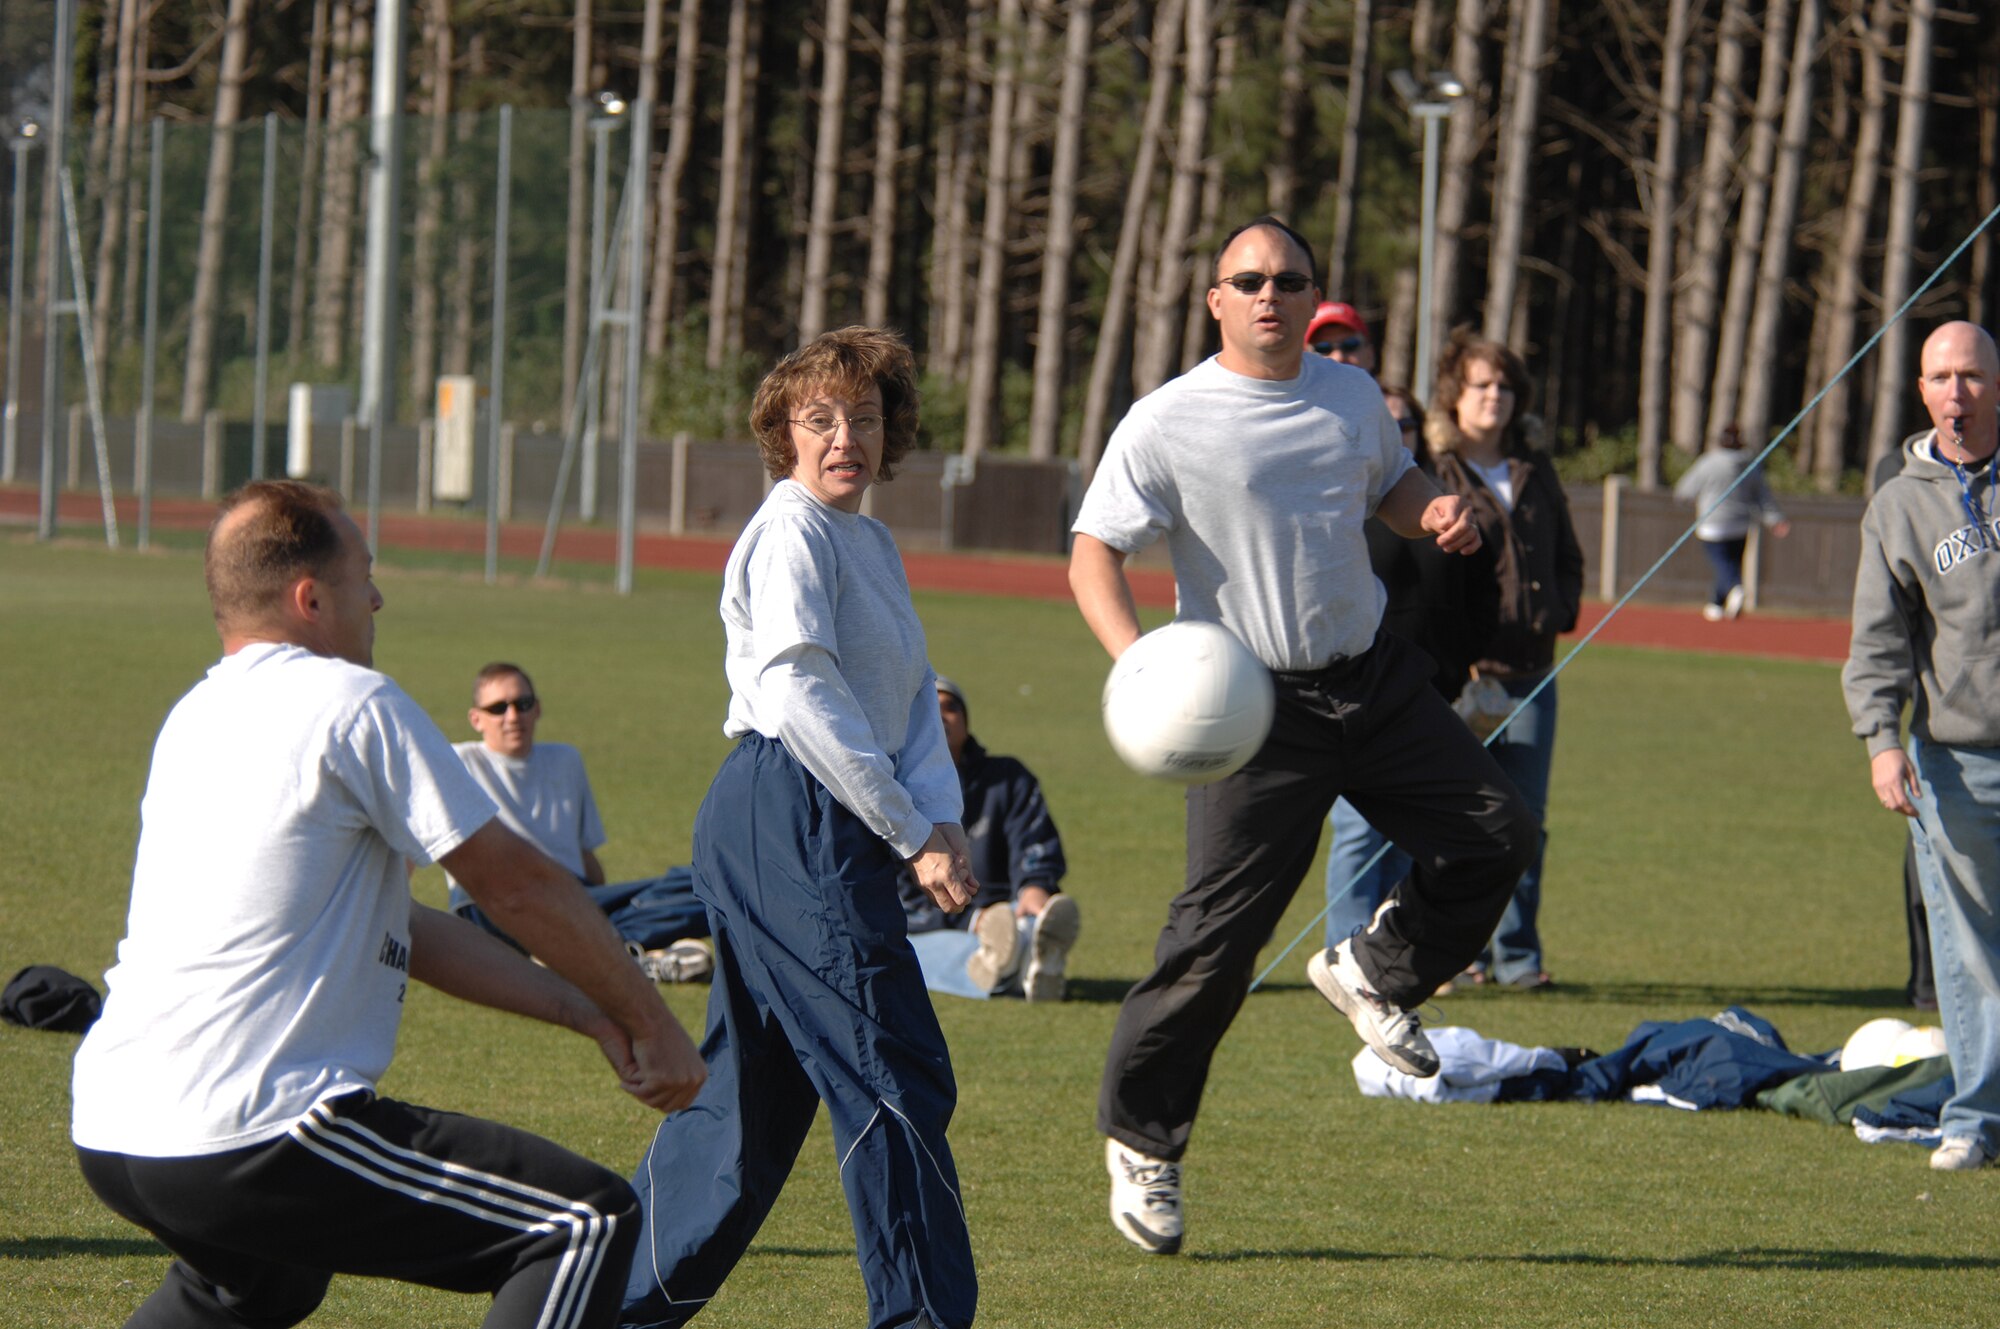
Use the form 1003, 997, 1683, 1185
1843, 428, 2000, 756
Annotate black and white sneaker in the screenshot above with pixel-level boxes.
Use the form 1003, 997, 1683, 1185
1308, 940, 1440, 1078
639, 938, 715, 984
1106, 1138, 1183, 1255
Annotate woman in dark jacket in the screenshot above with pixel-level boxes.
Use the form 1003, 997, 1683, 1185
1426, 330, 1584, 989
1322, 385, 1500, 950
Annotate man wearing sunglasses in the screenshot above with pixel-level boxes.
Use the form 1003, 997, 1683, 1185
447, 662, 715, 982
1071, 215, 1538, 1254
1305, 300, 1377, 376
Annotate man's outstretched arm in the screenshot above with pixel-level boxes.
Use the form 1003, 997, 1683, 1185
428, 821, 705, 1112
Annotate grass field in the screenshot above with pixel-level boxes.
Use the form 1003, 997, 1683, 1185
4, 532, 1997, 1328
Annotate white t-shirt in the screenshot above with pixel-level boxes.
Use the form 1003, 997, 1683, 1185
72, 643, 497, 1158
719, 479, 961, 858
1467, 457, 1515, 511
445, 742, 605, 908
1074, 355, 1413, 670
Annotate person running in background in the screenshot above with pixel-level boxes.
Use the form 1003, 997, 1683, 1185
1674, 423, 1791, 620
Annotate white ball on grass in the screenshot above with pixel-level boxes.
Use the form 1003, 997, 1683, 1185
1101, 620, 1274, 785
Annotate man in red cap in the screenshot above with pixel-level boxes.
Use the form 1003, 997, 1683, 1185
1306, 300, 1377, 376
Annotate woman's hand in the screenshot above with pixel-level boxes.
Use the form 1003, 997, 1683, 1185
908, 823, 979, 913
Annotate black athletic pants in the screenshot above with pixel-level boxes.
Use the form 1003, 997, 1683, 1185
77, 1091, 641, 1329
1099, 631, 1539, 1161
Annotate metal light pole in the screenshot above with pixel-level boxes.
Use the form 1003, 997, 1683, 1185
250, 113, 277, 481
358, 0, 407, 554
582, 90, 625, 524
1390, 69, 1466, 406
4, 120, 38, 484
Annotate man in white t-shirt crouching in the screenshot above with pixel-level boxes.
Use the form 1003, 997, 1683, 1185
70, 480, 704, 1329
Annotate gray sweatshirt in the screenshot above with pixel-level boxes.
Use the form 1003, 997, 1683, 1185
1842, 428, 2000, 756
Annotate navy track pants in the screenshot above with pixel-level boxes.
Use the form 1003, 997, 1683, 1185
621, 734, 976, 1329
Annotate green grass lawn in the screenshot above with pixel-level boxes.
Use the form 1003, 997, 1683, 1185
4, 533, 1996, 1328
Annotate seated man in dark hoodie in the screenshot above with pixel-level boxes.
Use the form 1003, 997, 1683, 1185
901, 676, 1081, 1001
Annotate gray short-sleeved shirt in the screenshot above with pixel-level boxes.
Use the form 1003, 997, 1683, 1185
1074, 355, 1412, 670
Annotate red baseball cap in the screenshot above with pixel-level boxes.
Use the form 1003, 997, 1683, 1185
1305, 301, 1369, 345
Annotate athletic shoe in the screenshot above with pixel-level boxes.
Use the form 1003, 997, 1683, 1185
1931, 1137, 1990, 1171
1024, 894, 1081, 1003
1723, 584, 1746, 619
640, 938, 715, 984
1702, 603, 1726, 622
1308, 940, 1440, 1078
964, 904, 1021, 993
1106, 1138, 1183, 1255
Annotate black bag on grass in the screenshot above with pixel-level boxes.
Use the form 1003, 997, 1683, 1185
2, 965, 103, 1033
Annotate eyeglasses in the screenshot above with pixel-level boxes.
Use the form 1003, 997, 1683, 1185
791, 412, 885, 440
478, 695, 537, 715
1393, 416, 1419, 433
1219, 270, 1313, 296
1311, 335, 1369, 356
938, 697, 965, 715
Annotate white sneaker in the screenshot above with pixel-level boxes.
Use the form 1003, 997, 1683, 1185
1931, 1137, 1990, 1171
1701, 603, 1726, 622
1308, 940, 1440, 1078
1106, 1138, 1183, 1254
964, 904, 1021, 993
640, 938, 715, 984
1024, 895, 1081, 1003
1723, 584, 1746, 619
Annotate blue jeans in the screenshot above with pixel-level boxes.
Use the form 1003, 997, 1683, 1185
1700, 536, 1747, 606
1481, 677, 1558, 984
1323, 798, 1412, 951
1910, 737, 2000, 1151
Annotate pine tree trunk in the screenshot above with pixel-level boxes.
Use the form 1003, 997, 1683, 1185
1863, 0, 1935, 481
1076, 0, 1186, 474
1637, 0, 1694, 490
800, 0, 852, 341
180, 0, 253, 423
1430, 0, 1483, 345
1708, 0, 1793, 442
646, 0, 702, 356
934, 2, 987, 379
1482, 0, 1546, 341
963, 0, 1022, 458
1028, 0, 1092, 460
562, 0, 593, 413
862, 0, 910, 329
284, 0, 329, 360
1265, 0, 1307, 220
1809, 0, 1885, 489
313, 0, 364, 370
1180, 27, 1231, 373
1133, 0, 1212, 399
408, 0, 452, 416
1326, 0, 1372, 300
117, 12, 151, 339
1735, 0, 1816, 453
707, 0, 756, 369
1670, 0, 1749, 456
92, 0, 139, 372
723, 6, 762, 359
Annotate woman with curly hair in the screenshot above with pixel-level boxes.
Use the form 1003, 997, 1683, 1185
1426, 330, 1584, 990
625, 327, 978, 1329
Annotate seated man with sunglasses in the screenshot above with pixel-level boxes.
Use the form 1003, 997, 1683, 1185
447, 662, 714, 982
1305, 299, 1377, 376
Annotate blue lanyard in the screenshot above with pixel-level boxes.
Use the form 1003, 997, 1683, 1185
1943, 442, 1995, 552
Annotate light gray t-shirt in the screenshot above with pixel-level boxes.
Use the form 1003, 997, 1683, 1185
444, 742, 605, 910
720, 479, 961, 858
1074, 354, 1413, 670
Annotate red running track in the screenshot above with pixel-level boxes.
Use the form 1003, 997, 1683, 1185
3, 487, 1852, 664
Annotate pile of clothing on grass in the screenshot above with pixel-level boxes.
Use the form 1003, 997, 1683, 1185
1355, 1008, 1951, 1148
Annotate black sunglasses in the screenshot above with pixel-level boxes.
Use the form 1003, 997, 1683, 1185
1393, 416, 1419, 432
1220, 270, 1313, 296
478, 695, 538, 715
1311, 334, 1369, 356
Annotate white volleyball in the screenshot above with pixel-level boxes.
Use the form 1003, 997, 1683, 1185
1101, 621, 1275, 785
